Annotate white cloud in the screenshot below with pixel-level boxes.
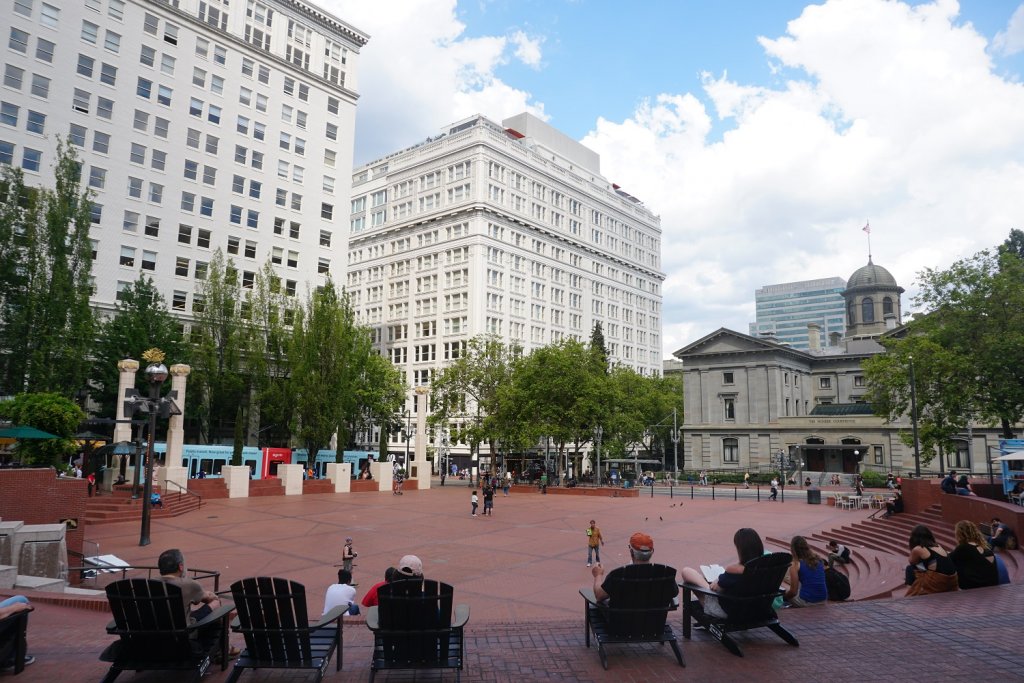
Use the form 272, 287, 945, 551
510, 30, 544, 69
321, 0, 547, 163
582, 0, 1024, 357
994, 3, 1024, 55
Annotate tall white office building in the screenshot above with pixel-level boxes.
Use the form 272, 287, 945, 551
1, 0, 367, 318
748, 277, 847, 350
347, 113, 664, 453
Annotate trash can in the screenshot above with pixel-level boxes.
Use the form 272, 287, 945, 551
806, 488, 821, 505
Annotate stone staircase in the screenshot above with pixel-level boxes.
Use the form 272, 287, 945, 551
84, 485, 202, 525
768, 503, 1024, 601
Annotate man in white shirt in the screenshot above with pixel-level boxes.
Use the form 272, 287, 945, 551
323, 569, 357, 617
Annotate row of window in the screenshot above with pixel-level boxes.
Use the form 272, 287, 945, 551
720, 370, 864, 390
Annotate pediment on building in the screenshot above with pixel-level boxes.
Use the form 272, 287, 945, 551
674, 328, 806, 360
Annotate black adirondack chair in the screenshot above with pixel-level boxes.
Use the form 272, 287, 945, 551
680, 551, 799, 657
227, 576, 346, 683
99, 578, 233, 683
580, 563, 684, 670
0, 604, 32, 676
366, 578, 470, 682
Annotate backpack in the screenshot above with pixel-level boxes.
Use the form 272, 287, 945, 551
825, 567, 851, 601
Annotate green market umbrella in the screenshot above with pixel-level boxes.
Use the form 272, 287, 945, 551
0, 425, 60, 440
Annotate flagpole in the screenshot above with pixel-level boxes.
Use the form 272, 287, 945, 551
863, 220, 872, 261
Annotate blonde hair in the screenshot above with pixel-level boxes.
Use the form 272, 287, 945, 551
955, 520, 989, 550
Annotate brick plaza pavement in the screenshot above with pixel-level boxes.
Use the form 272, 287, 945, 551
4, 484, 1022, 681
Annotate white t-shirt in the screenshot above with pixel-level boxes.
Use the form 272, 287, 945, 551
323, 583, 357, 617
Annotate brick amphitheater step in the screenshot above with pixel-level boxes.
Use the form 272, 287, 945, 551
770, 502, 1024, 600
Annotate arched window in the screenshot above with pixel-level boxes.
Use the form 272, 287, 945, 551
805, 437, 824, 445
847, 299, 856, 326
883, 297, 893, 315
722, 438, 738, 463
861, 297, 874, 323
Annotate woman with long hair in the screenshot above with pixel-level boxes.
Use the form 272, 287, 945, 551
906, 524, 959, 596
680, 527, 765, 618
784, 535, 827, 607
949, 520, 998, 590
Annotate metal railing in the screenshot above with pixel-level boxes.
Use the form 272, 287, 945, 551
161, 478, 203, 509
67, 562, 221, 592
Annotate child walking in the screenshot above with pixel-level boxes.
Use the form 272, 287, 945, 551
586, 519, 604, 567
471, 490, 479, 517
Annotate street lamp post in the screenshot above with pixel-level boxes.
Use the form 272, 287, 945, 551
908, 355, 922, 477
138, 350, 171, 547
594, 426, 603, 485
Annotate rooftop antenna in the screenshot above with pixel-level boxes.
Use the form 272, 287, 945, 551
862, 221, 872, 263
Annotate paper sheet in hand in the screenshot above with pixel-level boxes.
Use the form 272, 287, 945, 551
700, 564, 725, 583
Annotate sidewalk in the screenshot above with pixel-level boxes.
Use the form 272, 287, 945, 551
5, 485, 1020, 681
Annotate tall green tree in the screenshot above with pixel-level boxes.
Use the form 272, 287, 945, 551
189, 250, 245, 443
864, 337, 970, 467
241, 262, 294, 447
501, 339, 606, 472
0, 392, 84, 467
0, 165, 34, 394
289, 280, 366, 461
864, 241, 1024, 455
430, 336, 521, 467
89, 276, 186, 418
0, 141, 95, 396
354, 351, 405, 456
590, 322, 609, 372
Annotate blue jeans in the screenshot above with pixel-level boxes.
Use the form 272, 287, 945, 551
0, 596, 29, 609
587, 546, 601, 564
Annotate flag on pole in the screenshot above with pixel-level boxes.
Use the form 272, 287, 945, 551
862, 222, 871, 234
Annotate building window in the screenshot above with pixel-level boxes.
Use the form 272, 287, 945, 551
854, 375, 865, 388
175, 257, 189, 277
883, 296, 893, 315
819, 377, 831, 389
723, 438, 739, 464
724, 398, 735, 421
874, 446, 884, 465
861, 297, 874, 323
172, 290, 186, 311
723, 371, 734, 385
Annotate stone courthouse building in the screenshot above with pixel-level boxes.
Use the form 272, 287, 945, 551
674, 259, 995, 479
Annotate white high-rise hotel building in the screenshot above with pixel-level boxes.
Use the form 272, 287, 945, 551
1, 0, 367, 317
348, 113, 664, 452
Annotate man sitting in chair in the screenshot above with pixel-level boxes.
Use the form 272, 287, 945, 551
159, 548, 238, 657
591, 532, 674, 604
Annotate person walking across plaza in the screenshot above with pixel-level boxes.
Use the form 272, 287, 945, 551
586, 519, 604, 567
744, 471, 750, 489
471, 490, 479, 517
769, 477, 779, 501
342, 537, 357, 573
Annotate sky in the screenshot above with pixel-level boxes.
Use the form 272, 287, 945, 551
323, 0, 1024, 359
